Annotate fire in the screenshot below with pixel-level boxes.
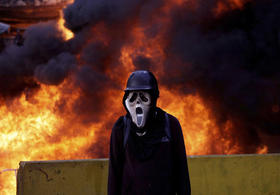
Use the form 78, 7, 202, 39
257, 145, 268, 154
0, 0, 271, 194
58, 13, 74, 40
158, 89, 215, 155
214, 0, 250, 16
158, 89, 243, 155
0, 82, 101, 194
57, 0, 74, 40
0, 80, 243, 194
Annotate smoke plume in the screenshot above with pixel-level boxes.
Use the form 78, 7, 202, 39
163, 0, 280, 152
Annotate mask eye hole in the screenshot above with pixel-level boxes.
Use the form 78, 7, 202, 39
139, 92, 149, 102
129, 92, 137, 102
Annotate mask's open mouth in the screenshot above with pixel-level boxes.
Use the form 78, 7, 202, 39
136, 107, 143, 126
136, 107, 143, 114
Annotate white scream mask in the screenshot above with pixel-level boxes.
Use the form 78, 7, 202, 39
125, 91, 152, 128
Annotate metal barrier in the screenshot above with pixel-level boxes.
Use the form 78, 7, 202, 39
17, 154, 280, 195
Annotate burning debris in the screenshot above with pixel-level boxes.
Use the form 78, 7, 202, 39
0, 0, 280, 194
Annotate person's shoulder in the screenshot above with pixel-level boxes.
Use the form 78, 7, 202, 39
113, 116, 125, 126
112, 115, 127, 131
167, 114, 182, 133
157, 108, 183, 138
167, 113, 180, 124
110, 116, 126, 141
157, 107, 181, 126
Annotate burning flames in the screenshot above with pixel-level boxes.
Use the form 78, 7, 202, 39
0, 81, 263, 194
58, 0, 74, 40
0, 80, 268, 194
58, 13, 74, 40
0, 0, 275, 194
0, 83, 99, 194
214, 0, 249, 15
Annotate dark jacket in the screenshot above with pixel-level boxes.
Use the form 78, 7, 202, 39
108, 108, 191, 195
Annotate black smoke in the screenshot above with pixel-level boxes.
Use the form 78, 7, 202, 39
0, 22, 68, 98
35, 52, 76, 85
162, 0, 280, 152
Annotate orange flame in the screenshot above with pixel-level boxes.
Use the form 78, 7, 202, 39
57, 13, 74, 40
257, 145, 268, 154
0, 83, 100, 194
214, 0, 250, 16
57, 1, 74, 40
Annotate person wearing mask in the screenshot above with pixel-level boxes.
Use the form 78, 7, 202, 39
108, 70, 191, 195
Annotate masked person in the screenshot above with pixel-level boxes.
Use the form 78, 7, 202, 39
108, 70, 191, 195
